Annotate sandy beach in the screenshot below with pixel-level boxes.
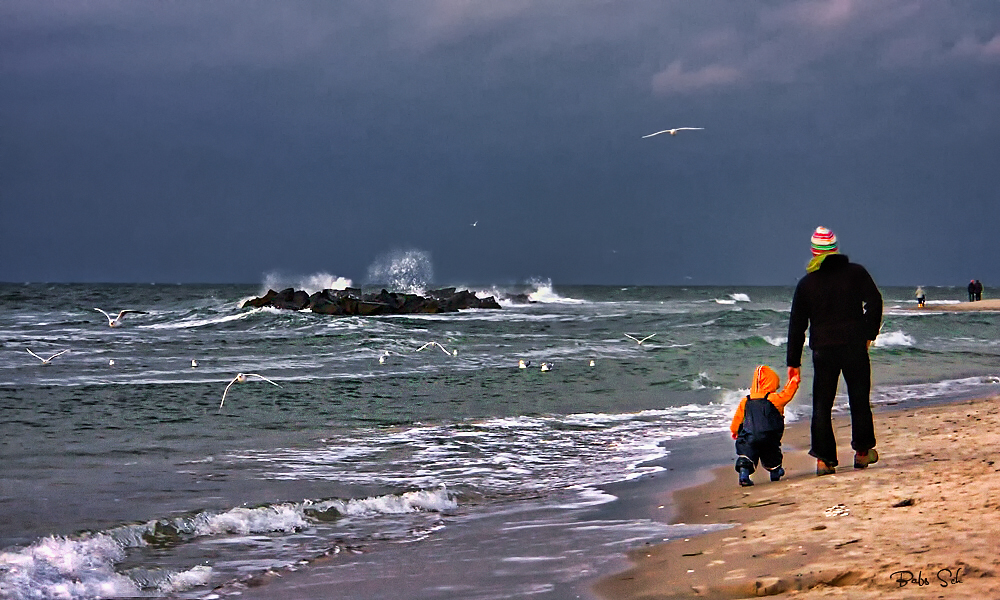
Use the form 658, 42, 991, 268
916, 299, 1000, 311
594, 395, 1000, 599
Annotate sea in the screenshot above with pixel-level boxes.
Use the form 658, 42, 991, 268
1, 277, 998, 599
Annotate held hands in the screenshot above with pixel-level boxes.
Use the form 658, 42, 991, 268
787, 366, 801, 384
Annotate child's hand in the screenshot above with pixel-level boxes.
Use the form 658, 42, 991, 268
731, 432, 737, 440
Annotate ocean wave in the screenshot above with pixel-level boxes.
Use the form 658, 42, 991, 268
259, 271, 354, 296
227, 407, 730, 496
872, 375, 1000, 406
873, 330, 915, 348
526, 279, 586, 304
0, 534, 140, 600
763, 335, 787, 347
0, 488, 457, 599
139, 308, 266, 330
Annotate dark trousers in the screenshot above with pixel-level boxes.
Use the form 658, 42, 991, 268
734, 430, 783, 474
810, 344, 876, 466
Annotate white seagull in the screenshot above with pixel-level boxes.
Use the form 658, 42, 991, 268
416, 341, 457, 356
191, 360, 199, 368
642, 127, 704, 138
94, 308, 148, 327
220, 373, 282, 409
518, 359, 531, 369
625, 333, 656, 345
540, 362, 553, 372
378, 351, 390, 364
26, 348, 69, 365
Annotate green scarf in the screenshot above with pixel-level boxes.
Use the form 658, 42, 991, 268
806, 251, 838, 273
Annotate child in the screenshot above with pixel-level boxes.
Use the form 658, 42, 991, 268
730, 365, 800, 486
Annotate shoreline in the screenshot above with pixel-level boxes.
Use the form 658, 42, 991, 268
910, 299, 1000, 311
593, 394, 1000, 599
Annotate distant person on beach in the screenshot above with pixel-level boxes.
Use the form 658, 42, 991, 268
787, 227, 883, 476
968, 280, 976, 302
975, 280, 983, 301
730, 365, 800, 487
915, 286, 925, 308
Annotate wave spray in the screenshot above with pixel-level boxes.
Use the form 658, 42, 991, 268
365, 250, 434, 295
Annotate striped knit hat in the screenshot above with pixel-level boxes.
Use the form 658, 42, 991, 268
810, 226, 838, 256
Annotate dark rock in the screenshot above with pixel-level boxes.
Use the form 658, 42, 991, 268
241, 286, 501, 316
478, 296, 502, 309
270, 288, 310, 311
242, 289, 278, 308
506, 293, 534, 304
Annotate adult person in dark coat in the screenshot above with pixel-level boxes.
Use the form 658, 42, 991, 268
974, 280, 983, 301
968, 280, 977, 302
786, 227, 883, 476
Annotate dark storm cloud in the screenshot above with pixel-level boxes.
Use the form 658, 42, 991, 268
2, 1, 999, 285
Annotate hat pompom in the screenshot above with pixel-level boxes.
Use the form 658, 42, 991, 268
810, 226, 838, 256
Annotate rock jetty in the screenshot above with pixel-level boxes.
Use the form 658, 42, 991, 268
242, 287, 502, 316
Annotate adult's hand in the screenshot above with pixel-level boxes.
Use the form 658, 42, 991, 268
788, 366, 801, 383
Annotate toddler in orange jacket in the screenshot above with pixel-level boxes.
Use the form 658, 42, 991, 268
730, 365, 799, 486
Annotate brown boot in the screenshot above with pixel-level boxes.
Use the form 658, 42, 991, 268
816, 459, 836, 476
854, 448, 879, 469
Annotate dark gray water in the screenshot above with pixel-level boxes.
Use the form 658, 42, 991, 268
1, 282, 997, 598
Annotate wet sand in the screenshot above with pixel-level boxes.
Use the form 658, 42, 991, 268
594, 395, 1000, 599
915, 299, 1000, 311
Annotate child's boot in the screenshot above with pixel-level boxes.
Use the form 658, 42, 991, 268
769, 466, 785, 482
738, 467, 754, 487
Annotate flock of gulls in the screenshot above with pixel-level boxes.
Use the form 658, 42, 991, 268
25, 303, 663, 410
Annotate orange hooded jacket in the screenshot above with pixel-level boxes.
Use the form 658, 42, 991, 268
729, 365, 799, 438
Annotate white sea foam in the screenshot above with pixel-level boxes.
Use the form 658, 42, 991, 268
309, 488, 457, 517
194, 504, 308, 536
763, 336, 787, 347
872, 375, 1000, 406
730, 293, 751, 302
873, 330, 915, 348
713, 298, 736, 305
231, 405, 730, 497
0, 534, 140, 600
159, 565, 213, 593
261, 271, 353, 295
526, 279, 586, 304
142, 309, 262, 330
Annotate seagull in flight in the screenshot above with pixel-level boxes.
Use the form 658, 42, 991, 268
26, 348, 69, 365
416, 341, 458, 356
220, 373, 282, 409
642, 127, 704, 138
94, 308, 148, 327
625, 333, 656, 345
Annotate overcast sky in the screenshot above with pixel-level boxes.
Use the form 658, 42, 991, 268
3, 1, 998, 286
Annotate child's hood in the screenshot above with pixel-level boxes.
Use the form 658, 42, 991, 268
750, 365, 780, 396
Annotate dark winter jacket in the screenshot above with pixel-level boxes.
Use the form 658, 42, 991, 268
786, 254, 882, 368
